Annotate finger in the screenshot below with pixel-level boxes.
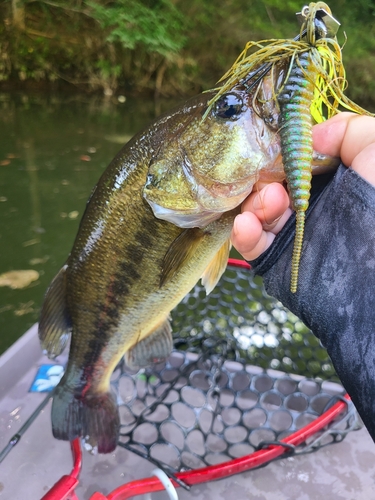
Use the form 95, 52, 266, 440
231, 211, 277, 261
241, 182, 290, 228
352, 143, 375, 183
313, 113, 375, 185
231, 183, 292, 260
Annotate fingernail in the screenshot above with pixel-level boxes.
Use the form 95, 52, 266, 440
263, 214, 282, 230
252, 191, 264, 211
232, 215, 240, 237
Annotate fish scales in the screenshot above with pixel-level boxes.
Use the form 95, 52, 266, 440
39, 76, 338, 453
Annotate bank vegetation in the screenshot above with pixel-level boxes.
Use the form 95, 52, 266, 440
1, 0, 375, 107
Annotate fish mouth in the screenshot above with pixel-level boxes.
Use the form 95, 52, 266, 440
145, 199, 224, 228
143, 175, 255, 228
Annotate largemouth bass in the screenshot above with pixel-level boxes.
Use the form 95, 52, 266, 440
39, 66, 337, 453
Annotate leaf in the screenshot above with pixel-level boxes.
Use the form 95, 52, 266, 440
0, 270, 40, 289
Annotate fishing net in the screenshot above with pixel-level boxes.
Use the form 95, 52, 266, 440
42, 260, 361, 500
102, 259, 360, 497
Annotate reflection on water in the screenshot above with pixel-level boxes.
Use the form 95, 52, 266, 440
0, 92, 181, 354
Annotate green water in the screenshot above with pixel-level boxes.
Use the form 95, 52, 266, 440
0, 92, 180, 354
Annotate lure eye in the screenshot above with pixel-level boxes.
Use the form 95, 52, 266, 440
213, 93, 244, 120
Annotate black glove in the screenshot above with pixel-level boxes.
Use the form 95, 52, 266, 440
249, 164, 375, 441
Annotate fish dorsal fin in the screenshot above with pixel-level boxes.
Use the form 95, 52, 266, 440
125, 318, 173, 370
38, 265, 72, 359
160, 228, 205, 287
201, 238, 231, 295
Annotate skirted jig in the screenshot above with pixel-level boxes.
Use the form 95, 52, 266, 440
207, 2, 374, 292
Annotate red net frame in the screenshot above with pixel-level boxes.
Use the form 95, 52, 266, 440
42, 395, 351, 500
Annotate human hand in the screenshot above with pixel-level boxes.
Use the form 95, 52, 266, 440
231, 112, 375, 261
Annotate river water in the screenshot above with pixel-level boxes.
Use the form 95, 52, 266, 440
0, 91, 181, 354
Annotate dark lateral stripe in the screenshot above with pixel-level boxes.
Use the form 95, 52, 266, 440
119, 261, 141, 281
134, 229, 153, 248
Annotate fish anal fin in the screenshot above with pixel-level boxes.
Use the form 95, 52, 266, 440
201, 238, 231, 294
38, 265, 72, 359
51, 382, 119, 454
125, 319, 173, 370
160, 228, 204, 287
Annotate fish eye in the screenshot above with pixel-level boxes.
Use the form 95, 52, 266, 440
213, 93, 244, 120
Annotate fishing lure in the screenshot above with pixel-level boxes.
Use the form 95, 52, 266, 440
277, 4, 333, 293
277, 50, 316, 293
206, 2, 374, 292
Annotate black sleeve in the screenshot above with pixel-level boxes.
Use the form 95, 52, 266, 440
249, 164, 375, 441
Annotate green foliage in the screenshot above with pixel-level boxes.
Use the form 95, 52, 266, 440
0, 0, 374, 107
87, 0, 187, 57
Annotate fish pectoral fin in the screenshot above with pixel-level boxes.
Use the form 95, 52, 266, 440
125, 319, 173, 370
38, 265, 72, 359
160, 227, 205, 287
201, 238, 231, 294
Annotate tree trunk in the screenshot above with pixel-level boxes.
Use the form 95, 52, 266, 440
12, 0, 25, 30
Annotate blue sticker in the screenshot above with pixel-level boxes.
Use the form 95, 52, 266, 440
30, 364, 64, 392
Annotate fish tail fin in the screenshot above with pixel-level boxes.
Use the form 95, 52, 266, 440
51, 382, 120, 454
39, 265, 72, 359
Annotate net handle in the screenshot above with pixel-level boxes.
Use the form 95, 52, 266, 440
89, 394, 351, 500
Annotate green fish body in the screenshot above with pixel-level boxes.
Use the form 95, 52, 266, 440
39, 72, 337, 453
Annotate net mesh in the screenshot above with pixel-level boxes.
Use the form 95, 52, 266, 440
111, 262, 361, 479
